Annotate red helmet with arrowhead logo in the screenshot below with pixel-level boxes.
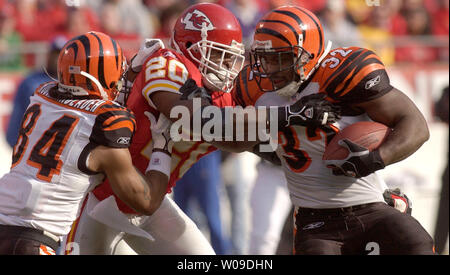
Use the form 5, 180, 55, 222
171, 3, 245, 93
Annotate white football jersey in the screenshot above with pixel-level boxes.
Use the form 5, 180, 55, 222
0, 82, 136, 236
232, 47, 393, 209
254, 90, 387, 209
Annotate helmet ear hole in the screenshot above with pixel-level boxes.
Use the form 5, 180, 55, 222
110, 82, 116, 89
186, 42, 193, 49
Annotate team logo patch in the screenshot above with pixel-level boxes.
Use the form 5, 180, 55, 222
117, 137, 131, 145
151, 157, 161, 165
69, 66, 81, 74
182, 10, 214, 31
302, 221, 325, 230
365, 75, 381, 90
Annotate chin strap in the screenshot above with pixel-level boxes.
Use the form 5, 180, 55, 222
80, 71, 109, 100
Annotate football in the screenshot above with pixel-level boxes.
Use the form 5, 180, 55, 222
323, 121, 391, 160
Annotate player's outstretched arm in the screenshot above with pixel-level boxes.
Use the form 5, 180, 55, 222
89, 146, 165, 215
150, 79, 340, 153
151, 88, 261, 152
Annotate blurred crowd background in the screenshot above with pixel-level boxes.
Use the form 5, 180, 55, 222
0, 0, 448, 255
0, 0, 448, 71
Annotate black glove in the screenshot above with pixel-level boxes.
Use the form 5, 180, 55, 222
383, 188, 412, 214
325, 139, 385, 178
179, 78, 212, 105
277, 93, 341, 128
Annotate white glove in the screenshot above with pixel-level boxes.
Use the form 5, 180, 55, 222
130, 39, 165, 73
144, 111, 173, 154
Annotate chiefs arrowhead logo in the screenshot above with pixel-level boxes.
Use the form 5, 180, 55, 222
181, 10, 214, 31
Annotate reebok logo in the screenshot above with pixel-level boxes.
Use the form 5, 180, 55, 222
302, 221, 325, 230
365, 75, 381, 90
117, 137, 131, 145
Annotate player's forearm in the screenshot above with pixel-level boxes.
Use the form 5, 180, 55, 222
108, 169, 156, 216
108, 165, 167, 216
94, 147, 157, 215
144, 170, 169, 212
171, 98, 271, 145
210, 140, 259, 153
153, 91, 275, 147
209, 105, 267, 151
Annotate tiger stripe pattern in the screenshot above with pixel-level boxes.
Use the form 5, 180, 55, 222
58, 31, 126, 101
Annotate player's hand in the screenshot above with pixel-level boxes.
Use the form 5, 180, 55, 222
383, 188, 412, 214
130, 39, 165, 73
325, 139, 385, 178
179, 78, 212, 105
144, 111, 173, 155
278, 93, 341, 128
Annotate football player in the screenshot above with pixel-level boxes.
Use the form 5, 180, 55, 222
181, 5, 433, 255
0, 32, 171, 255
63, 3, 244, 255
65, 3, 340, 255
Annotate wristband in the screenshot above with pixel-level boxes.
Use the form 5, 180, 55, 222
146, 151, 172, 177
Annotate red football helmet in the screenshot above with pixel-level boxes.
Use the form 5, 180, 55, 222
57, 31, 127, 101
170, 3, 245, 93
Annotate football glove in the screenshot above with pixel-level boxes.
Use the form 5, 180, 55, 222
144, 111, 173, 155
179, 78, 212, 104
325, 139, 385, 178
130, 39, 165, 73
383, 188, 412, 214
277, 93, 341, 128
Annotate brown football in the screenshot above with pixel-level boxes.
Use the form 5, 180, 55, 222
323, 121, 391, 160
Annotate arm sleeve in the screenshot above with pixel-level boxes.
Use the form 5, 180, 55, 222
322, 48, 393, 105
139, 50, 194, 109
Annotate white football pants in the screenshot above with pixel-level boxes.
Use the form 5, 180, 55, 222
62, 193, 215, 255
248, 161, 292, 255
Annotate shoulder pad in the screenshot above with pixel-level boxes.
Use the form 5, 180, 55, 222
314, 47, 393, 104
231, 65, 265, 107
140, 48, 198, 101
90, 103, 136, 148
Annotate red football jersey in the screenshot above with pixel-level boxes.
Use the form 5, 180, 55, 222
92, 48, 234, 214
